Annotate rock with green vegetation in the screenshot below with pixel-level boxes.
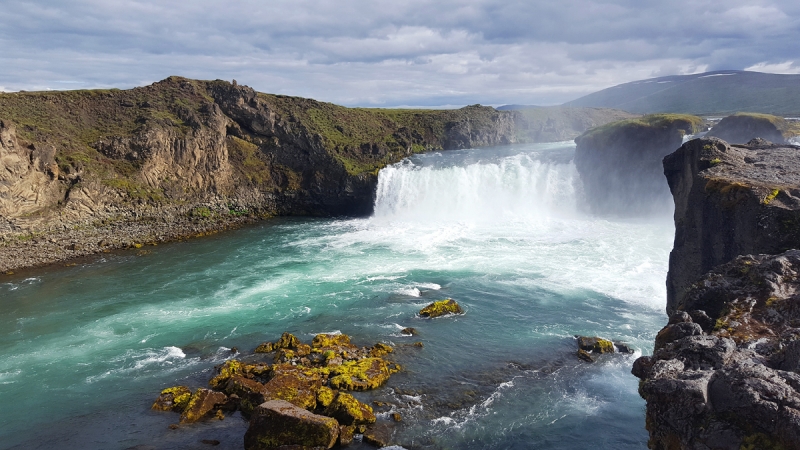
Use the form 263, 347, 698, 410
262, 364, 323, 410
274, 332, 300, 349
244, 399, 339, 450
574, 114, 702, 216
706, 112, 800, 144
151, 386, 192, 412
179, 388, 228, 424
419, 299, 463, 318
254, 342, 274, 353
209, 359, 245, 389
316, 386, 336, 408
324, 392, 376, 426
576, 336, 615, 354
153, 331, 403, 444
0, 78, 529, 272
329, 357, 399, 391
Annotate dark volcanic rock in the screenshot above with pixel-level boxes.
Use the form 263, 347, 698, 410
706, 112, 793, 144
635, 251, 800, 450
574, 114, 701, 216
663, 137, 800, 314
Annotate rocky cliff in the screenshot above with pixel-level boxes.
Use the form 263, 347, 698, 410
0, 77, 527, 271
663, 137, 800, 314
573, 114, 702, 215
634, 136, 800, 449
706, 112, 800, 144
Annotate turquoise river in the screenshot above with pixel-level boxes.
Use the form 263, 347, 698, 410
0, 142, 672, 449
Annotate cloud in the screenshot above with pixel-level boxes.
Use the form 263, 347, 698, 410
0, 0, 799, 106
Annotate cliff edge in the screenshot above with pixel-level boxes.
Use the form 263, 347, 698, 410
663, 137, 800, 314
633, 136, 800, 449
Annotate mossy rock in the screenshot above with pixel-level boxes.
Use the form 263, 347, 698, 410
254, 342, 274, 353
152, 385, 192, 412
209, 360, 245, 389
369, 342, 394, 357
577, 336, 615, 354
263, 364, 323, 410
275, 332, 300, 349
316, 386, 337, 408
180, 388, 228, 424
312, 333, 352, 348
338, 425, 356, 446
329, 358, 399, 391
419, 299, 463, 318
324, 392, 376, 426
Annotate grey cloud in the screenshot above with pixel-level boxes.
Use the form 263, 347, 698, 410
1, 0, 799, 106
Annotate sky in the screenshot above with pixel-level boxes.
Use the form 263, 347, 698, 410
1, 0, 799, 107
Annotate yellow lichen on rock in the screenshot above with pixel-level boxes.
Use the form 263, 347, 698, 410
324, 392, 376, 426
316, 386, 336, 408
312, 333, 351, 348
369, 342, 394, 357
152, 385, 192, 412
209, 359, 244, 389
419, 299, 463, 318
275, 332, 300, 349
329, 357, 398, 391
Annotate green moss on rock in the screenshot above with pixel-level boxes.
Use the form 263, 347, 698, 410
419, 299, 463, 318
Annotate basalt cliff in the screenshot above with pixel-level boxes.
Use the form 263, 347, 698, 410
0, 77, 629, 272
573, 114, 702, 216
634, 137, 800, 449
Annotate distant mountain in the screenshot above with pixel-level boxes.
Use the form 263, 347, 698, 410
563, 71, 800, 116
496, 104, 543, 110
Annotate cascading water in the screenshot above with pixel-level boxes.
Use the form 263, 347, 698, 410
0, 141, 672, 449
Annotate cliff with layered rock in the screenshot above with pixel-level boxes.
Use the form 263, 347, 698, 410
706, 112, 800, 144
634, 136, 800, 449
0, 77, 522, 270
573, 114, 702, 215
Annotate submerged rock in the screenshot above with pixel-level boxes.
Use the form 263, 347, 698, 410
419, 299, 463, 318
244, 399, 339, 450
576, 336, 614, 354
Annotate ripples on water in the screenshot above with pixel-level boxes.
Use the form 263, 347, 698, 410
0, 142, 671, 449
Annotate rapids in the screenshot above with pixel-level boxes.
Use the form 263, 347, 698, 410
0, 141, 672, 449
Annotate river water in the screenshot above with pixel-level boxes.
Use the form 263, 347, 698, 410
0, 141, 672, 449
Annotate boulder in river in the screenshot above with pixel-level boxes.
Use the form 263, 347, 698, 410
244, 399, 339, 450
324, 392, 376, 426
419, 299, 463, 318
180, 388, 228, 424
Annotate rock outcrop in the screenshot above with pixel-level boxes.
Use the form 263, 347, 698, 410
574, 114, 701, 216
663, 137, 800, 314
635, 252, 800, 450
244, 399, 340, 450
635, 134, 800, 449
706, 112, 798, 144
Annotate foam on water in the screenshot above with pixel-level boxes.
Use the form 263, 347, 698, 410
0, 142, 670, 449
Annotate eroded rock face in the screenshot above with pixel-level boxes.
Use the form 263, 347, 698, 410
663, 137, 800, 314
635, 252, 800, 449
